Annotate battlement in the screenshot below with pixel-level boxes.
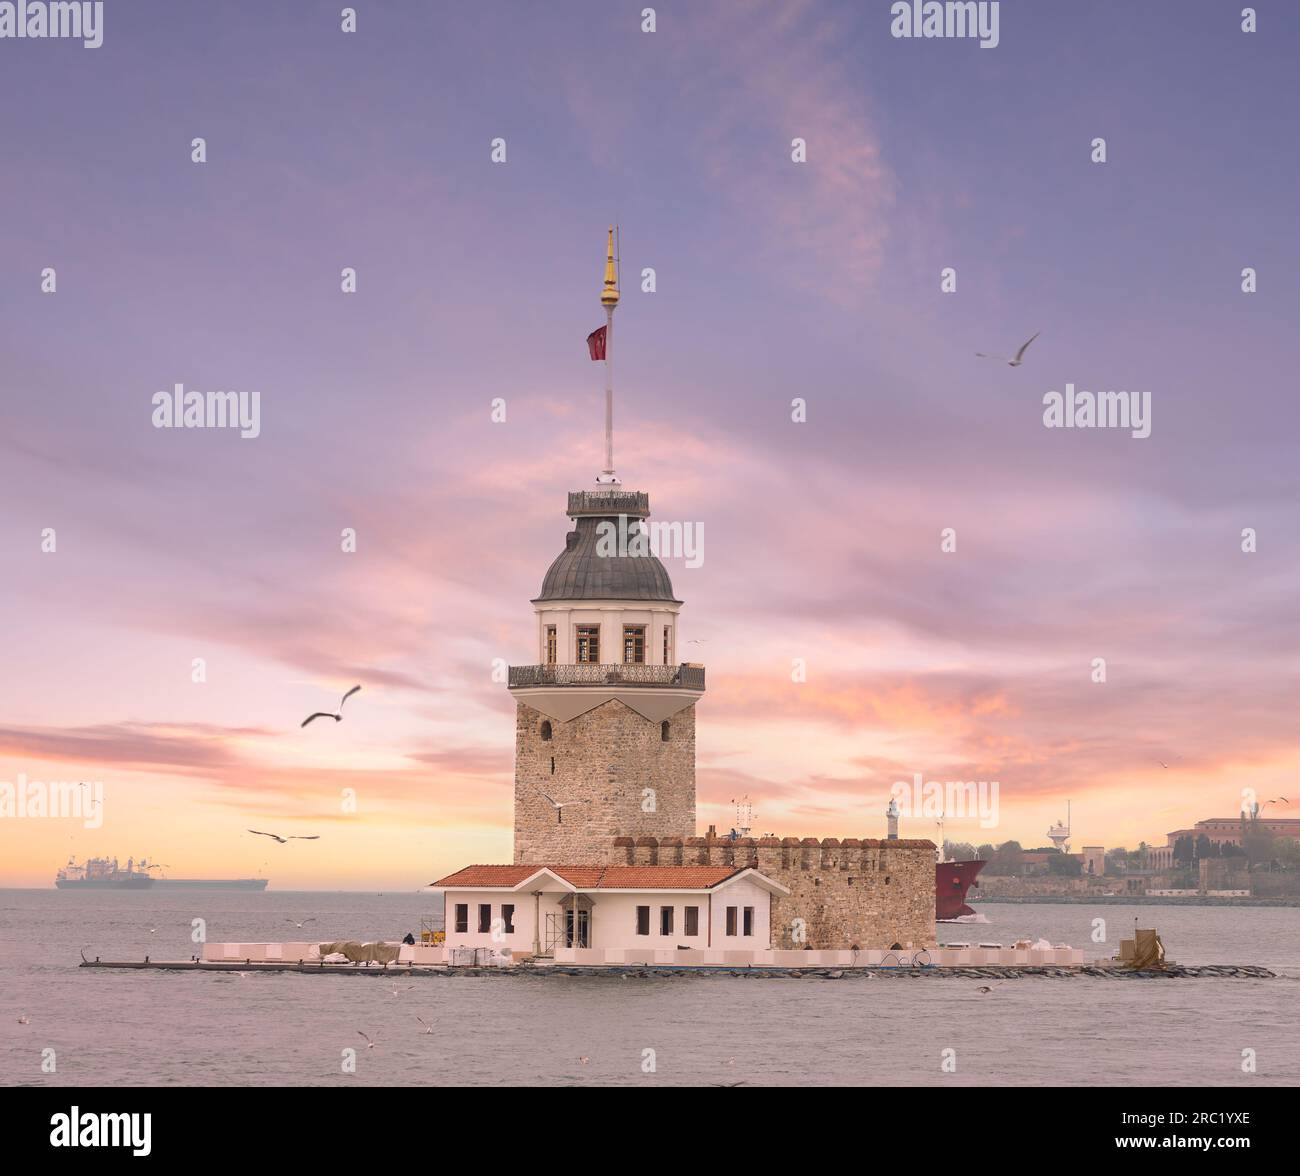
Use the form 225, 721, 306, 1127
610, 833, 934, 868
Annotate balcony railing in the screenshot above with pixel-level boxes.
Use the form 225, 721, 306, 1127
508, 663, 705, 689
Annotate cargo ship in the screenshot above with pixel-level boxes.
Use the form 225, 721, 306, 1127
151, 877, 268, 891
55, 856, 152, 889
929, 812, 986, 922
936, 858, 984, 921
55, 857, 267, 891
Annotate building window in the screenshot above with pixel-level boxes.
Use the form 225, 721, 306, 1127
478, 904, 492, 934
684, 906, 699, 936
540, 720, 552, 741
454, 904, 468, 934
623, 625, 646, 664
545, 626, 557, 664
502, 904, 515, 934
725, 906, 738, 936
660, 906, 674, 935
576, 625, 600, 663
663, 626, 672, 664
743, 906, 755, 936
661, 720, 670, 742
635, 906, 650, 936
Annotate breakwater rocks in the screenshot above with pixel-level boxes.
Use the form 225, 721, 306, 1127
512, 964, 1276, 981
974, 895, 1300, 907
80, 960, 1276, 980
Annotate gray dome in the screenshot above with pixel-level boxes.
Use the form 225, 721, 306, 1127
535, 515, 678, 603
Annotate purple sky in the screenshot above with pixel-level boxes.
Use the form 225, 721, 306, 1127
2, 1, 1299, 886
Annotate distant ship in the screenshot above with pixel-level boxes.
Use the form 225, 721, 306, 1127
55, 856, 268, 891
55, 856, 152, 889
936, 859, 984, 921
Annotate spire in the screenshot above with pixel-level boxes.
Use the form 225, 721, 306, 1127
600, 225, 620, 308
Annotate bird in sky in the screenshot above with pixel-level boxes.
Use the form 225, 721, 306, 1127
285, 918, 317, 929
1264, 797, 1290, 807
357, 1031, 378, 1050
17, 1015, 30, 1025
416, 1016, 434, 1035
301, 685, 361, 728
976, 985, 995, 994
534, 788, 586, 823
388, 985, 415, 997
976, 331, 1039, 366
534, 787, 584, 811
578, 1055, 590, 1065
247, 830, 321, 844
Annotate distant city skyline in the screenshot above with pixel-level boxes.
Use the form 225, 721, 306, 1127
3, 1, 1299, 887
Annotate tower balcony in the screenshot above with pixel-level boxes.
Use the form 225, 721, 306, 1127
508, 663, 705, 690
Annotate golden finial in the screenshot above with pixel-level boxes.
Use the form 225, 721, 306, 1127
600, 225, 619, 309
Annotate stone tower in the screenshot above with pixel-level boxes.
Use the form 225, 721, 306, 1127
509, 488, 704, 863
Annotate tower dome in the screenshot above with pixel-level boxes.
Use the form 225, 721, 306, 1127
534, 490, 679, 604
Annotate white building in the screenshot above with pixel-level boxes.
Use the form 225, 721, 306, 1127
431, 864, 789, 959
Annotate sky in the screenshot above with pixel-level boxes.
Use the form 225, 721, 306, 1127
2, 1, 1298, 888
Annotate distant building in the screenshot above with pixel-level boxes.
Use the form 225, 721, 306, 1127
1081, 846, 1105, 876
1150, 816, 1300, 868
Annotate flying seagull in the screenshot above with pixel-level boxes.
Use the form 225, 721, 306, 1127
534, 787, 584, 811
534, 787, 586, 825
302, 685, 361, 728
976, 331, 1039, 367
285, 918, 317, 929
416, 1016, 434, 1035
247, 830, 321, 844
357, 1031, 378, 1050
1264, 797, 1290, 807
976, 985, 995, 994
388, 985, 415, 997
17, 1015, 30, 1025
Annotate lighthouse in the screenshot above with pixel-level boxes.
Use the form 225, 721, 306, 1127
508, 230, 706, 864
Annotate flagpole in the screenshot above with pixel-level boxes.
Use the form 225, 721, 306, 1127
604, 304, 615, 478
598, 225, 620, 486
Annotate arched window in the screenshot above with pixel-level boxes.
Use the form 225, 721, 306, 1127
540, 721, 552, 741
660, 720, 670, 742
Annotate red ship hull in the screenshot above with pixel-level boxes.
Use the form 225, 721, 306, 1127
936, 859, 985, 920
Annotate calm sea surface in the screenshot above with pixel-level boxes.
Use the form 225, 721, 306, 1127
2, 890, 1297, 1086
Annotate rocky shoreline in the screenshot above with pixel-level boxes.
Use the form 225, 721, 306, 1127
973, 896, 1300, 907
79, 959, 1276, 980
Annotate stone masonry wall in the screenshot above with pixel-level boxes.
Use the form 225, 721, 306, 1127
513, 699, 696, 864
608, 834, 936, 949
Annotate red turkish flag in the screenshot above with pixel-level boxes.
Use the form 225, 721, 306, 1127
586, 325, 607, 361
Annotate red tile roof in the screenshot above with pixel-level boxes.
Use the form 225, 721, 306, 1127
431, 864, 743, 890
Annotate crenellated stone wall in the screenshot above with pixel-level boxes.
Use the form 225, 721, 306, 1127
513, 699, 697, 864
608, 833, 936, 949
